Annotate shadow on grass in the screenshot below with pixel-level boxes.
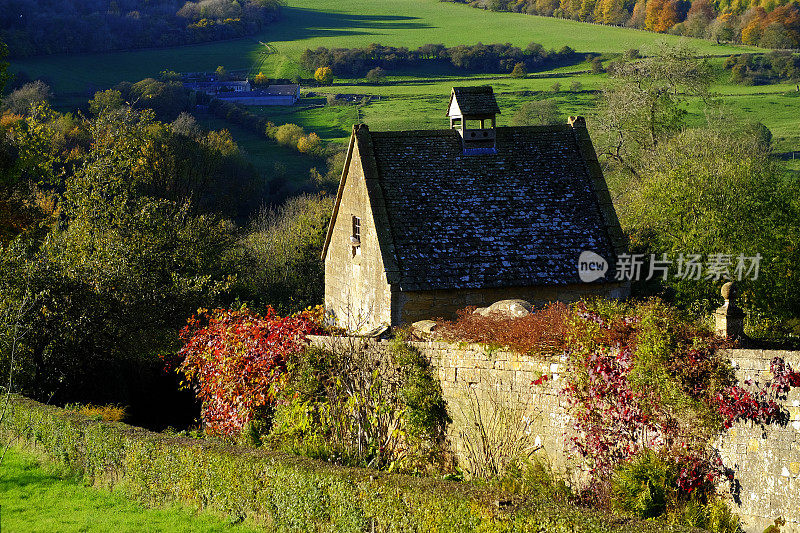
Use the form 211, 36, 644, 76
267, 8, 432, 44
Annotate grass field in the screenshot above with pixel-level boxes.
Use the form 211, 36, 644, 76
270, 64, 800, 153
192, 109, 321, 183
10, 0, 757, 96
0, 446, 259, 533
8, 0, 795, 185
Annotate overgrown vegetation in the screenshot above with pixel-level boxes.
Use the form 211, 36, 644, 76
724, 51, 800, 84
595, 43, 800, 336
235, 194, 334, 314
175, 306, 323, 437
0, 395, 708, 533
268, 340, 451, 474
0, 98, 333, 417
436, 298, 800, 529
436, 302, 571, 355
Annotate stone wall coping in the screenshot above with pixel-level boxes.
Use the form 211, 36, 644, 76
305, 334, 561, 362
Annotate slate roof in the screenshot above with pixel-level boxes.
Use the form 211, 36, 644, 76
349, 125, 622, 291
264, 84, 300, 96
448, 86, 501, 116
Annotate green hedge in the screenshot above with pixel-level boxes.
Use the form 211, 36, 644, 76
1, 396, 693, 532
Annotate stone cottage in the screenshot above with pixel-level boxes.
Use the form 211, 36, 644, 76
321, 86, 628, 331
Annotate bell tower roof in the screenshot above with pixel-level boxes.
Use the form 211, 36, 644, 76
447, 86, 500, 153
447, 86, 501, 118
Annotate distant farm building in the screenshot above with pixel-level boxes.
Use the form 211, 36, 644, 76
321, 86, 629, 331
217, 84, 300, 106
183, 80, 252, 94
185, 80, 300, 106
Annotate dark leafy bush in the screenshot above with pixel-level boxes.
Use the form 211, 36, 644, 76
612, 450, 677, 519
268, 339, 452, 474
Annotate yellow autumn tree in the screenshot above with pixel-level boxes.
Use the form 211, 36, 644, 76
253, 72, 269, 87
314, 66, 333, 86
297, 132, 322, 153
602, 0, 629, 24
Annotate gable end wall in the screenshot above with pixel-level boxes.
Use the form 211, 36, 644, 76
324, 141, 392, 330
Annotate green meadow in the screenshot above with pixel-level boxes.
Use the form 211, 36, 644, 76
10, 0, 757, 95
7, 0, 796, 180
0, 446, 260, 533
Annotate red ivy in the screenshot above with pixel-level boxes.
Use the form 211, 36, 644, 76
562, 301, 800, 498
176, 306, 322, 437
715, 356, 800, 429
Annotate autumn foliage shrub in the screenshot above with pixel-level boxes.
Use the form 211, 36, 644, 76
176, 306, 322, 437
435, 302, 571, 354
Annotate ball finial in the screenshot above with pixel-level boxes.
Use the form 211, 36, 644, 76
721, 281, 736, 301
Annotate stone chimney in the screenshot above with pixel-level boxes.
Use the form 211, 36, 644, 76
714, 281, 745, 340
447, 86, 500, 154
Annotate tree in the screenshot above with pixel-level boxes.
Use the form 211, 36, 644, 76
215, 65, 228, 81
510, 62, 527, 78
274, 123, 305, 147
512, 99, 562, 125
159, 70, 182, 82
705, 16, 735, 43
296, 132, 322, 154
594, 43, 710, 181
656, 0, 680, 32
0, 106, 239, 404
124, 78, 189, 121
170, 112, 201, 137
88, 89, 124, 116
1, 81, 52, 115
314, 66, 334, 85
600, 0, 628, 25
365, 67, 387, 83
234, 194, 332, 313
620, 126, 800, 321
253, 71, 269, 86
0, 40, 8, 105
645, 0, 667, 31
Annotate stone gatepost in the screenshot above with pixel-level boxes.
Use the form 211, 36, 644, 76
714, 281, 745, 339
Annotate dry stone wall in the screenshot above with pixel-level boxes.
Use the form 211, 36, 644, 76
717, 349, 800, 533
306, 336, 800, 532
307, 335, 574, 472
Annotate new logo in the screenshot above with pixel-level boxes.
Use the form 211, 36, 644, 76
578, 251, 608, 282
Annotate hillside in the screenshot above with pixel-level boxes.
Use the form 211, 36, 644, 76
9, 0, 757, 95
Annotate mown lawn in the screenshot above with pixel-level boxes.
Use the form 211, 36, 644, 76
0, 446, 261, 533
10, 0, 794, 173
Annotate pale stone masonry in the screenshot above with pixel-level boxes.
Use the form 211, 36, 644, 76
717, 349, 800, 533
307, 336, 800, 533
321, 86, 629, 330
307, 335, 573, 473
